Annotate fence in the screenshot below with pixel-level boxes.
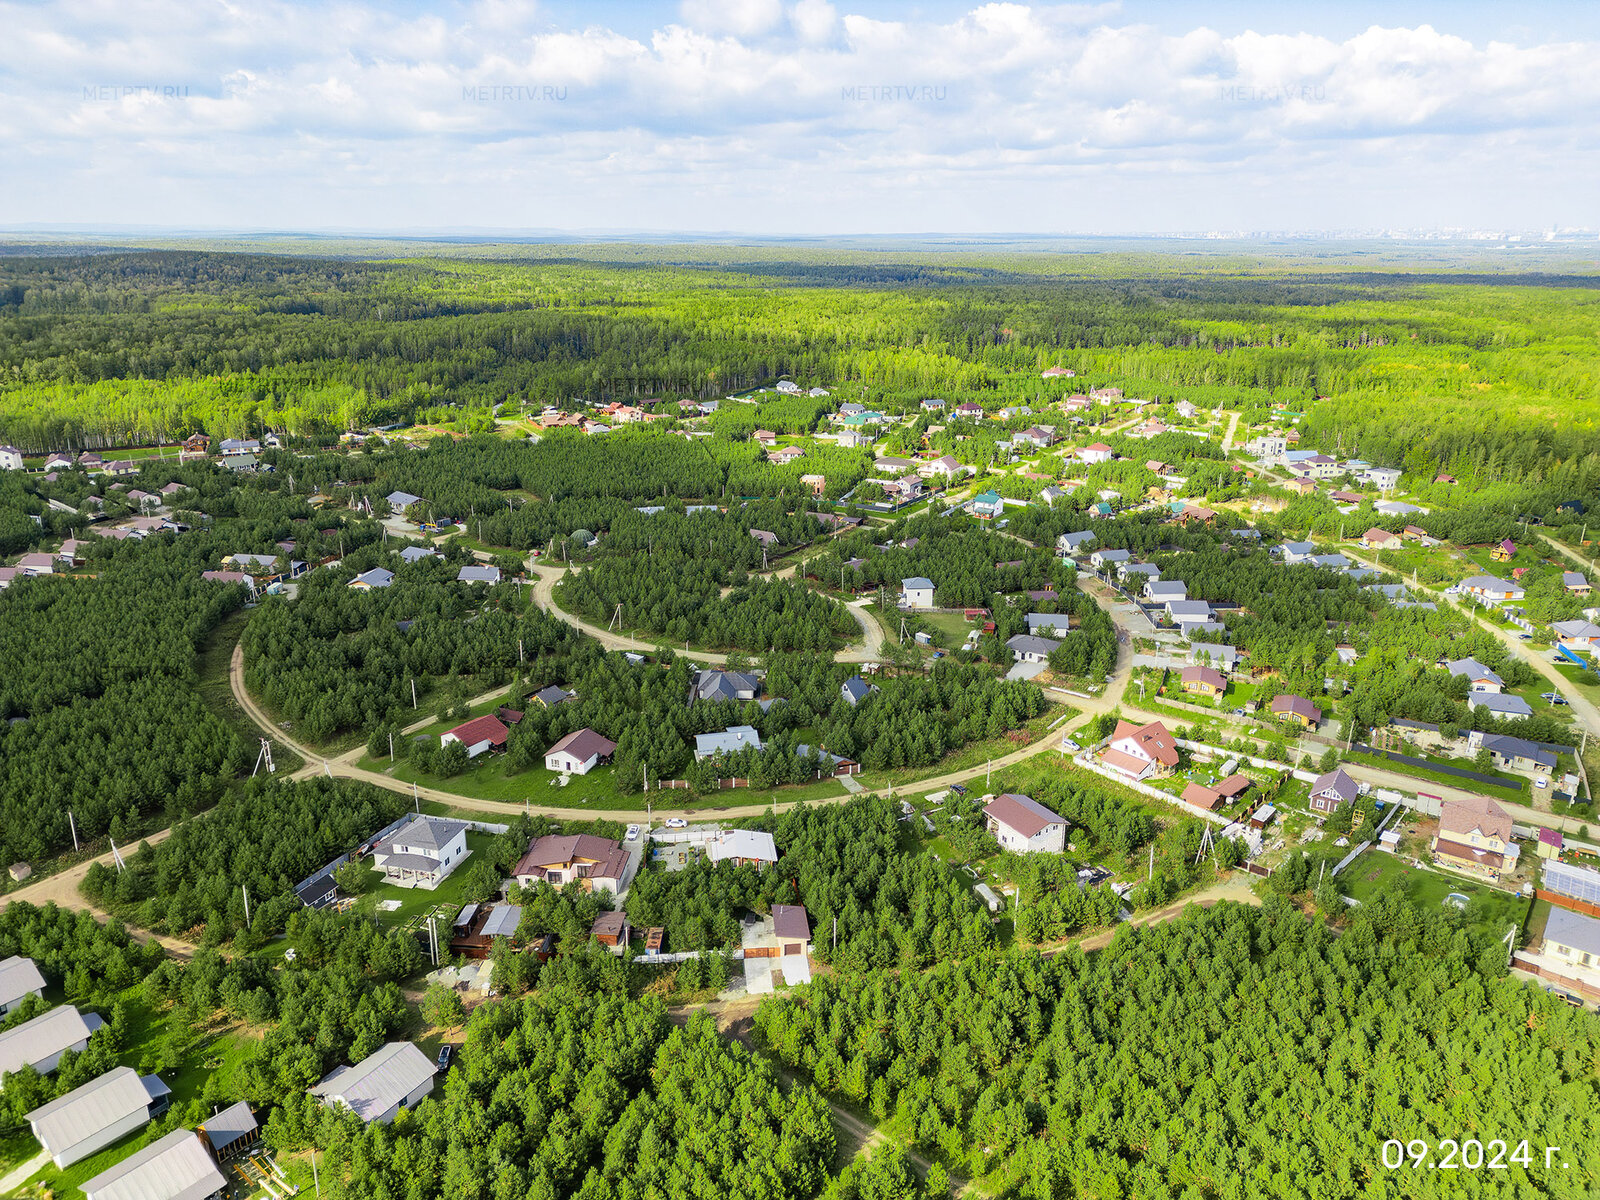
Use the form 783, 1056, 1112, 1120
1351, 744, 1522, 792
1512, 953, 1600, 1002
1244, 861, 1274, 878
1072, 753, 1229, 827
1535, 888, 1600, 919
1174, 737, 1312, 781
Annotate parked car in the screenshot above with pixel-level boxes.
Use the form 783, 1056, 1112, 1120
1061, 738, 1081, 752
950, 784, 968, 797
664, 817, 688, 829
1535, 778, 1549, 789
1518, 632, 1534, 641
625, 824, 640, 841
436, 1044, 453, 1072
1545, 985, 1584, 1007
1540, 692, 1569, 704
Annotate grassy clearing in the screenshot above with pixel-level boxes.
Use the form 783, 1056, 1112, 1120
1339, 848, 1529, 937
1344, 751, 1526, 802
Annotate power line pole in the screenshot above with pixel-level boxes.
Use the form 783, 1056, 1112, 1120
68, 810, 79, 853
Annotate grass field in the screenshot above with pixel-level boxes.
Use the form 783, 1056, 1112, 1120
1339, 849, 1530, 936
1344, 750, 1526, 802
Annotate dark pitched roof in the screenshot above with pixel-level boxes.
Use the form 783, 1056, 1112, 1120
546, 727, 617, 762
772, 904, 811, 940
983, 793, 1065, 838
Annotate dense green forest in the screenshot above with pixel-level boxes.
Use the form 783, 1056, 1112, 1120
753, 898, 1598, 1198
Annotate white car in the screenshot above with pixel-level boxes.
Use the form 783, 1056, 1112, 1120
1535, 778, 1549, 789
1060, 738, 1081, 752
664, 817, 688, 829
625, 824, 640, 841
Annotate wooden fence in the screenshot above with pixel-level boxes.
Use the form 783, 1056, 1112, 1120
1536, 888, 1600, 919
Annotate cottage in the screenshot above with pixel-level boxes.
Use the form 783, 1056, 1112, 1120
1543, 908, 1600, 970
0, 1005, 104, 1082
1007, 634, 1061, 664
1491, 538, 1516, 562
1460, 574, 1524, 602
1361, 527, 1402, 550
310, 1042, 436, 1125
769, 445, 805, 463
840, 675, 876, 706
706, 829, 779, 869
900, 576, 935, 608
1089, 548, 1130, 570
925, 454, 963, 479
457, 564, 501, 584
1078, 442, 1114, 464
349, 567, 395, 590
197, 1101, 260, 1162
1056, 529, 1096, 555
1480, 733, 1555, 773
1536, 827, 1564, 860
1180, 665, 1225, 696
1468, 693, 1533, 721
1308, 768, 1358, 813
441, 715, 509, 758
400, 545, 437, 564
591, 910, 631, 951
514, 834, 630, 893
1025, 613, 1072, 636
219, 438, 260, 456
772, 905, 812, 956
27, 1067, 172, 1168
984, 793, 1068, 854
371, 816, 471, 889
544, 728, 618, 774
691, 669, 762, 703
1443, 657, 1504, 693
1099, 719, 1179, 781
1145, 580, 1187, 605
1551, 620, 1600, 651
1431, 795, 1515, 881
386, 490, 423, 510
80, 1130, 225, 1200
968, 490, 1004, 520
0, 955, 46, 1014
531, 684, 574, 708
1270, 694, 1322, 729
1563, 571, 1591, 595
694, 726, 763, 760
1181, 783, 1224, 811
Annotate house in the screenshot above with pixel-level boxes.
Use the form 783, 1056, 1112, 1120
457, 564, 502, 585
1443, 657, 1504, 693
691, 669, 762, 703
1248, 804, 1278, 830
800, 474, 827, 496
1079, 442, 1114, 464
449, 903, 523, 958
1039, 485, 1069, 507
77, 452, 103, 468
769, 445, 805, 463
1041, 366, 1074, 378
310, 1042, 436, 1125
1100, 719, 1179, 781
707, 829, 779, 869
372, 816, 471, 889
1181, 783, 1224, 811
1365, 467, 1402, 490
1293, 454, 1341, 479
1164, 600, 1214, 627
0, 956, 46, 1014
27, 1066, 172, 1168
1007, 634, 1061, 664
1543, 908, 1600, 970
44, 454, 74, 471
1089, 548, 1130, 570
1563, 572, 1591, 594
197, 1101, 260, 1162
1181, 665, 1226, 696
544, 728, 618, 775
1536, 827, 1563, 860
1284, 478, 1317, 496
1056, 530, 1096, 555
80, 1130, 225, 1200
955, 402, 985, 419
1190, 642, 1241, 671
0, 1005, 104, 1082
771, 905, 812, 957
1308, 768, 1358, 813
794, 744, 859, 777
0, 446, 22, 470
1431, 795, 1515, 881
921, 397, 946, 411
1278, 541, 1317, 564
751, 429, 778, 446
1014, 426, 1057, 449
591, 910, 631, 951
1490, 538, 1516, 562
1215, 774, 1253, 801
1146, 580, 1187, 605
400, 545, 436, 564
349, 567, 395, 590
1480, 733, 1556, 774
1468, 693, 1533, 721
531, 684, 574, 708
900, 576, 935, 608
969, 490, 1004, 520
1551, 620, 1600, 651
1118, 562, 1160, 584
694, 726, 763, 760
840, 675, 876, 706
386, 490, 423, 510
1270, 694, 1322, 729
983, 793, 1068, 854
1375, 500, 1425, 516
219, 438, 260, 456
514, 833, 630, 893
1460, 575, 1524, 602
17, 552, 54, 576
1025, 613, 1072, 636
1361, 527, 1402, 550
441, 715, 509, 758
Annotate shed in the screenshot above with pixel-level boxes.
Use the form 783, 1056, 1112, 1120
80, 1129, 225, 1200
198, 1100, 260, 1161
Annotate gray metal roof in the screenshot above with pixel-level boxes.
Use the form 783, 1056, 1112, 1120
0, 954, 46, 1008
695, 726, 763, 757
79, 1128, 225, 1200
198, 1101, 257, 1155
1545, 906, 1600, 960
901, 576, 934, 589
481, 905, 522, 939
310, 1041, 435, 1123
26, 1067, 159, 1158
0, 1005, 101, 1076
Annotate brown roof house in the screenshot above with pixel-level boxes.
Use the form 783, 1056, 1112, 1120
983, 793, 1068, 854
1308, 768, 1358, 814
591, 910, 632, 953
513, 834, 631, 894
1270, 694, 1322, 729
1099, 719, 1180, 782
543, 728, 617, 776
1431, 795, 1516, 882
1180, 665, 1226, 697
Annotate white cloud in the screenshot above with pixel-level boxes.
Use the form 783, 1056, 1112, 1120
0, 2, 1596, 233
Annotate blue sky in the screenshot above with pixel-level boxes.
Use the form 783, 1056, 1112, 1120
1, 1, 1597, 236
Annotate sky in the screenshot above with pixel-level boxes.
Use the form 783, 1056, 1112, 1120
2, 0, 1599, 237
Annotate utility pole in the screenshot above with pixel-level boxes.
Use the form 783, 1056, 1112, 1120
68, 810, 79, 853
242, 885, 251, 927
414, 783, 420, 813
110, 836, 125, 872
388, 732, 395, 762
411, 677, 418, 709
1148, 843, 1155, 883
312, 1151, 321, 1198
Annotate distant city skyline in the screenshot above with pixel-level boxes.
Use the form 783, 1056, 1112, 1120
2, 1, 1598, 236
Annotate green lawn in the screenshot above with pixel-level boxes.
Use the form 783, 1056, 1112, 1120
361, 831, 499, 931
1343, 751, 1526, 802
1339, 849, 1530, 937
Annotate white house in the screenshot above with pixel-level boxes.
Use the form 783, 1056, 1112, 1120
1056, 530, 1096, 555
457, 565, 501, 584
1006, 634, 1060, 664
694, 725, 764, 760
1443, 657, 1503, 693
900, 576, 935, 608
0, 446, 22, 471
1542, 907, 1600, 971
1468, 693, 1533, 722
1089, 548, 1130, 570
0, 955, 46, 1014
371, 816, 471, 889
1099, 719, 1180, 781
1079, 442, 1114, 464
544, 728, 618, 775
27, 1066, 171, 1168
310, 1042, 436, 1125
81, 1130, 225, 1200
983, 793, 1068, 854
0, 1006, 104, 1084
441, 715, 509, 758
